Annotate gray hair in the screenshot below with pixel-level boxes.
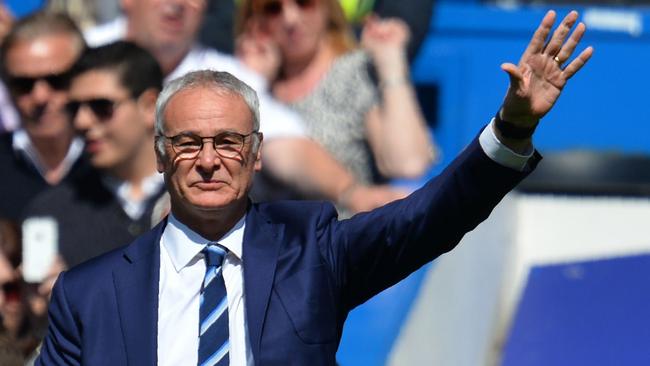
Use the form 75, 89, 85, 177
154, 70, 261, 156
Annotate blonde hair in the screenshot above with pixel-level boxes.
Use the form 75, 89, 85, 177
235, 0, 357, 56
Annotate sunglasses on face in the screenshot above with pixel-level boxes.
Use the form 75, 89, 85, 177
65, 98, 129, 121
6, 72, 71, 96
259, 0, 317, 17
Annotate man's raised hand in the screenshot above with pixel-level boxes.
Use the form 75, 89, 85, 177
500, 10, 593, 128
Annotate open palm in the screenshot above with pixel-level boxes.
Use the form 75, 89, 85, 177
501, 10, 593, 126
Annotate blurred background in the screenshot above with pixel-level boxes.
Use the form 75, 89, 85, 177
2, 0, 650, 365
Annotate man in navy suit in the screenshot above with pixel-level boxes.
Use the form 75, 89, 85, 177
36, 10, 592, 366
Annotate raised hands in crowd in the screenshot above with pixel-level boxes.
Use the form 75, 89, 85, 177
361, 15, 411, 87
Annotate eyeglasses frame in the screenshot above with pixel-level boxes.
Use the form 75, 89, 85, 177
157, 130, 262, 159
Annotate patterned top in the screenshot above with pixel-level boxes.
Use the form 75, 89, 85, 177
288, 50, 381, 184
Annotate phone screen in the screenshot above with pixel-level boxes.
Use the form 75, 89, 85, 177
22, 217, 58, 283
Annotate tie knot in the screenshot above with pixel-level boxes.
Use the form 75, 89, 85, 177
203, 244, 226, 267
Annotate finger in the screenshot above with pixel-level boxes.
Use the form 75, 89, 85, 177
363, 13, 379, 28
554, 22, 586, 63
521, 10, 556, 62
562, 46, 593, 80
501, 62, 523, 88
383, 18, 410, 41
544, 10, 578, 56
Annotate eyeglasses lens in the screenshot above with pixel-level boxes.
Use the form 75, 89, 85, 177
170, 132, 250, 159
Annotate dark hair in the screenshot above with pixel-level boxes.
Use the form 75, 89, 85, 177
70, 41, 164, 98
0, 11, 85, 76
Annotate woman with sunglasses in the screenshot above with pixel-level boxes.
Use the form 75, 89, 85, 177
236, 0, 436, 189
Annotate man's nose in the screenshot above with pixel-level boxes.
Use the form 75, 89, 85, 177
72, 104, 95, 131
30, 79, 53, 104
196, 140, 222, 170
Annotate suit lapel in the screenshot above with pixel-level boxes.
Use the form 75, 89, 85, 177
243, 205, 284, 361
113, 219, 166, 366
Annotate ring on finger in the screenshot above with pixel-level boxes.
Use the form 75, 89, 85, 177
554, 55, 563, 65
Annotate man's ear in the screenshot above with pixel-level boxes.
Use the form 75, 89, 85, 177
137, 88, 159, 130
155, 147, 166, 173
254, 133, 264, 171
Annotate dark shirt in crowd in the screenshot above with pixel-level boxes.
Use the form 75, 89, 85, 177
0, 132, 89, 222
21, 169, 167, 267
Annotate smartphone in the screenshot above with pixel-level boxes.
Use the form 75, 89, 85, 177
22, 217, 58, 283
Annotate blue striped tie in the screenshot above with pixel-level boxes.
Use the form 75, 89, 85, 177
198, 244, 229, 366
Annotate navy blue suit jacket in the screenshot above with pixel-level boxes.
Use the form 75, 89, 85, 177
36, 136, 540, 365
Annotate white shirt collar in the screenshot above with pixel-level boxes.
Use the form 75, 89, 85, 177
101, 173, 164, 220
162, 213, 245, 273
12, 129, 84, 179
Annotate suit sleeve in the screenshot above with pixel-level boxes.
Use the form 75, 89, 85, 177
35, 271, 82, 366
317, 133, 541, 310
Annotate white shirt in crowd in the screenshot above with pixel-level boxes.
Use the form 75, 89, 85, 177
12, 129, 84, 180
0, 82, 20, 132
101, 173, 165, 220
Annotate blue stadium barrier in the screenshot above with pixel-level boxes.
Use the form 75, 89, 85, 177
502, 254, 650, 366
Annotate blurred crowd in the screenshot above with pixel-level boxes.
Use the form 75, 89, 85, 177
0, 0, 436, 363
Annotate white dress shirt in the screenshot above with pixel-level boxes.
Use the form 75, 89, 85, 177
479, 119, 534, 171
158, 214, 254, 366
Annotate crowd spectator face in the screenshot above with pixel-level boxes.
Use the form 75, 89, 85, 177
121, 0, 207, 54
156, 86, 261, 217
240, 0, 354, 63
4, 32, 82, 140
67, 69, 155, 171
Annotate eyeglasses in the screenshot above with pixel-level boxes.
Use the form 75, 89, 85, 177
158, 131, 260, 159
65, 98, 130, 121
6, 72, 71, 95
258, 0, 317, 17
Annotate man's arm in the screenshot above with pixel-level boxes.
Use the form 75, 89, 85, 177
318, 10, 592, 308
36, 272, 82, 366
362, 16, 436, 178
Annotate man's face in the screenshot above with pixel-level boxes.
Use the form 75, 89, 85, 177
68, 70, 154, 171
122, 0, 206, 54
157, 86, 261, 216
4, 33, 81, 140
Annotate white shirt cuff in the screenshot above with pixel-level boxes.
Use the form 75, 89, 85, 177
479, 119, 534, 171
